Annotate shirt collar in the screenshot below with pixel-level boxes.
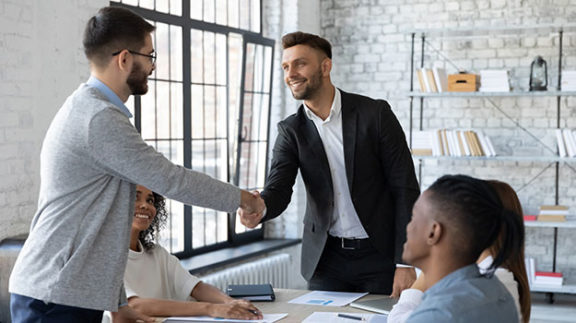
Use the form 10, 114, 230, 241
304, 88, 341, 122
424, 264, 481, 299
86, 76, 133, 118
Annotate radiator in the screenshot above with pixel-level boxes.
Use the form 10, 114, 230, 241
199, 253, 291, 291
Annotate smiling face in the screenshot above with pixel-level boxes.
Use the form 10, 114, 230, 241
281, 44, 329, 101
132, 185, 157, 232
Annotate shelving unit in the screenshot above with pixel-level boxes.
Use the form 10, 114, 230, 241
407, 25, 576, 303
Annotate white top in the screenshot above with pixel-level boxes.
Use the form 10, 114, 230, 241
387, 256, 522, 323
125, 241, 201, 300
304, 89, 369, 239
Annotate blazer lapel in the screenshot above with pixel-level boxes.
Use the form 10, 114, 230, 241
297, 108, 332, 179
341, 92, 357, 193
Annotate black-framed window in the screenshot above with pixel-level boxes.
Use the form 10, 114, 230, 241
113, 0, 274, 257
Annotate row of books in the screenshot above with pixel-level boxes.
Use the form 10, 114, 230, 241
411, 129, 496, 157
416, 67, 448, 92
525, 257, 564, 287
555, 129, 576, 157
524, 205, 570, 222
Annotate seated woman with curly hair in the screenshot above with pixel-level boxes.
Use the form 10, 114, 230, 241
119, 185, 262, 320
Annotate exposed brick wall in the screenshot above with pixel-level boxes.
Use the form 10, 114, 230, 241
319, 0, 576, 282
0, 0, 107, 242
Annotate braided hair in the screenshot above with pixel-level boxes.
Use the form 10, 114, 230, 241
427, 175, 524, 275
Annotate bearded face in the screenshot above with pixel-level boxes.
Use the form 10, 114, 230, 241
127, 60, 150, 95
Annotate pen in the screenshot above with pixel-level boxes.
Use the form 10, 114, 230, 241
338, 313, 365, 321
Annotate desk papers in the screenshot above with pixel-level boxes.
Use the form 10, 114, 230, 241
303, 312, 387, 322
163, 313, 287, 323
288, 290, 368, 307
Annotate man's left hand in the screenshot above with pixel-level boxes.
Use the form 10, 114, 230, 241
390, 267, 417, 298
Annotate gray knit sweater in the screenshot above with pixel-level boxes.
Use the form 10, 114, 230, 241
9, 84, 240, 311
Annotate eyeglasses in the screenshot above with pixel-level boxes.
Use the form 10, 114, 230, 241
112, 49, 156, 64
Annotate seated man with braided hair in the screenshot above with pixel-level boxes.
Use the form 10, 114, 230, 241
401, 174, 523, 323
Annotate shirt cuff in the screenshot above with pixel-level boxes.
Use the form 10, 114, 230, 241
396, 264, 413, 268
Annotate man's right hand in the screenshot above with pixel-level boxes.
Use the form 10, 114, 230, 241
238, 191, 265, 228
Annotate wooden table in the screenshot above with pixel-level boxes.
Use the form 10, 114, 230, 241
253, 288, 387, 322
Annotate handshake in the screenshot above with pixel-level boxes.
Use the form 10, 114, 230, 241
239, 190, 267, 228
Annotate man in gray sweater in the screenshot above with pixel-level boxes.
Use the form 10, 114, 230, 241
9, 7, 264, 323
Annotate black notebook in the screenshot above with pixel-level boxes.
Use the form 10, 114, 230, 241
226, 283, 275, 301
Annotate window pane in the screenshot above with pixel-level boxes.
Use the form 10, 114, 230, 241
170, 0, 181, 16
203, 0, 215, 23
216, 33, 227, 85
244, 43, 255, 92
141, 80, 157, 140
170, 25, 183, 81
191, 85, 204, 139
155, 22, 171, 81
140, 0, 154, 10
190, 0, 202, 20
251, 0, 260, 33
156, 0, 169, 14
191, 29, 204, 83
159, 200, 184, 253
228, 0, 239, 28
239, 0, 250, 31
216, 0, 227, 26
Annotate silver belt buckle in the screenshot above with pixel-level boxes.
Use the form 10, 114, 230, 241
341, 237, 355, 250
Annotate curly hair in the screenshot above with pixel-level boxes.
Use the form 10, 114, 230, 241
138, 191, 168, 252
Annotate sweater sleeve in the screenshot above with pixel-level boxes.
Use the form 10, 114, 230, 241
87, 108, 240, 212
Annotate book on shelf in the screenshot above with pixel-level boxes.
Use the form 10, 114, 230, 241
524, 215, 537, 221
411, 129, 496, 157
226, 283, 275, 301
525, 257, 535, 286
479, 70, 510, 92
556, 129, 576, 157
426, 69, 438, 92
432, 67, 448, 92
534, 271, 564, 287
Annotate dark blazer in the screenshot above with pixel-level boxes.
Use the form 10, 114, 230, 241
260, 90, 420, 280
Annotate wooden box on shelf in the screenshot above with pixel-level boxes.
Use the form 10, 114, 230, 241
448, 73, 478, 92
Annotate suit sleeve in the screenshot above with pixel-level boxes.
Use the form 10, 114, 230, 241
260, 122, 300, 222
378, 101, 420, 264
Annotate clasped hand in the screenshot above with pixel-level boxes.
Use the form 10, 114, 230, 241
238, 191, 265, 228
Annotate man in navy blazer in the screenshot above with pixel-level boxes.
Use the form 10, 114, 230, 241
239, 32, 420, 296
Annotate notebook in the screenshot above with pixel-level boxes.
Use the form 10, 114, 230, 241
226, 283, 275, 301
349, 297, 398, 314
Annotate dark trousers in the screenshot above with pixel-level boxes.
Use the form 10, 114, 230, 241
308, 235, 395, 294
10, 293, 103, 323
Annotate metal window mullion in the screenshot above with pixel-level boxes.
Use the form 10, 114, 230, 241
182, 0, 193, 254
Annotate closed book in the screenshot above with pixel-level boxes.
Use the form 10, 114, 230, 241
226, 284, 275, 301
524, 215, 537, 221
537, 214, 566, 222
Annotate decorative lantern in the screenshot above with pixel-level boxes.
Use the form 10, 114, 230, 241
529, 56, 548, 91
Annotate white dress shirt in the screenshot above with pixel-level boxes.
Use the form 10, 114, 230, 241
303, 89, 369, 239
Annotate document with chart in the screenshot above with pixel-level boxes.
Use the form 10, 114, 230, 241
288, 290, 368, 307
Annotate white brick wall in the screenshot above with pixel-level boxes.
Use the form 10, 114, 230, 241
0, 0, 107, 242
318, 0, 576, 283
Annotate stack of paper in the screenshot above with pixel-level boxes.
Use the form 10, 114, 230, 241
479, 70, 510, 92
561, 71, 576, 91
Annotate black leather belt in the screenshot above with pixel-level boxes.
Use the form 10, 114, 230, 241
328, 235, 372, 250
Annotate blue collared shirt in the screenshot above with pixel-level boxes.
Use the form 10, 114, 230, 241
86, 76, 133, 118
407, 264, 518, 323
